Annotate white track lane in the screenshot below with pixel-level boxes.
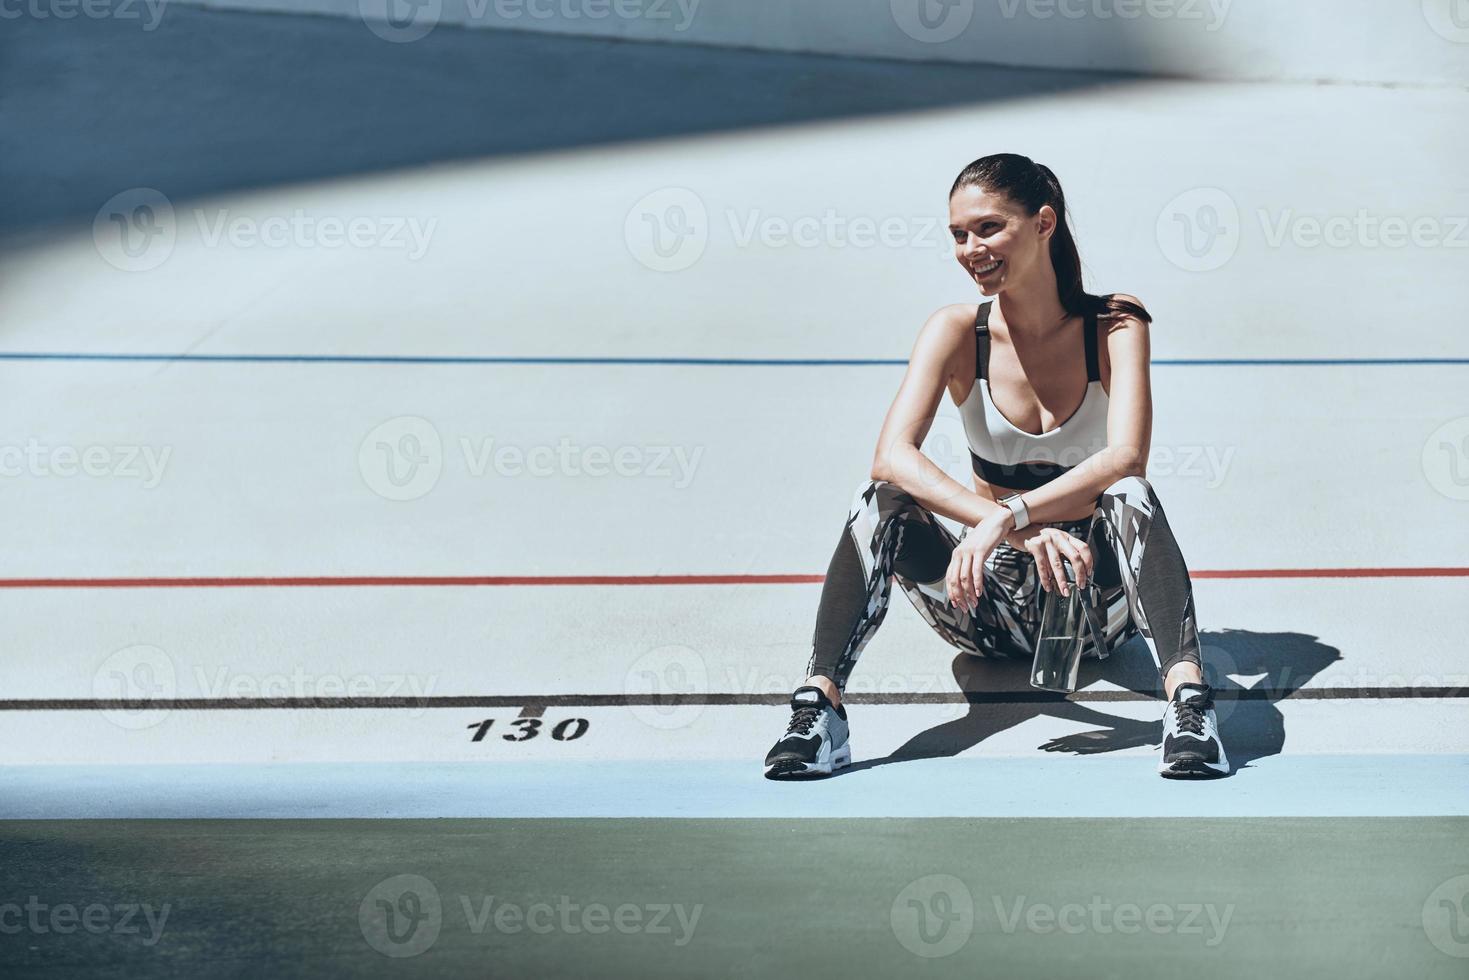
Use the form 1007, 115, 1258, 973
1, 65, 1466, 815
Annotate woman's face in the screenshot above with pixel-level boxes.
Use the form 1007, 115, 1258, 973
948, 184, 1053, 295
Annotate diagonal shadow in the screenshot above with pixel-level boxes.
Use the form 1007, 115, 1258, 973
2, 5, 1139, 233
841, 629, 1343, 777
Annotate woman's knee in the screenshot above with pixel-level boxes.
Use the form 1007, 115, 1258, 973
1101, 474, 1157, 503
850, 478, 916, 517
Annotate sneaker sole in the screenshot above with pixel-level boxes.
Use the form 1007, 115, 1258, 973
763, 744, 852, 780
1158, 756, 1230, 779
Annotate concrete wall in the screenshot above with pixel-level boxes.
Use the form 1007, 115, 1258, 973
169, 0, 1469, 86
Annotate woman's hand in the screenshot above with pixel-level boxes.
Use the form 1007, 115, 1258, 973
946, 513, 1009, 612
1009, 525, 1093, 597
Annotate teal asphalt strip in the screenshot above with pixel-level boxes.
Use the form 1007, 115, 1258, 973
0, 818, 1464, 979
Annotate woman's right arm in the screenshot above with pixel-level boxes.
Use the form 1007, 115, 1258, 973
869, 305, 1009, 529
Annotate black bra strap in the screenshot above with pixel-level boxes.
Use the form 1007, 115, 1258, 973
975, 301, 993, 381
1083, 308, 1101, 382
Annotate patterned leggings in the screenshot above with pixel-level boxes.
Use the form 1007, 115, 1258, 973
805, 476, 1202, 691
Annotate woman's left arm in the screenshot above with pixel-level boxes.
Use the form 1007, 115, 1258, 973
1008, 299, 1153, 525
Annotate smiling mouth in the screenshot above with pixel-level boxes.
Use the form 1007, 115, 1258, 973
972, 259, 1003, 276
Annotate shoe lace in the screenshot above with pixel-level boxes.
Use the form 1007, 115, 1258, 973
1173, 697, 1208, 736
786, 705, 822, 736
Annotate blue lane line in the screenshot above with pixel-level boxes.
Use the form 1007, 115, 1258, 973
3, 756, 1465, 819
0, 353, 1465, 367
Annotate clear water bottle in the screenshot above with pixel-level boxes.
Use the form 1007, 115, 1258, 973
1030, 518, 1109, 693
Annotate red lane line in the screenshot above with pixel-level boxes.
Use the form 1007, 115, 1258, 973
0, 568, 1465, 588
1192, 568, 1469, 579
0, 574, 828, 588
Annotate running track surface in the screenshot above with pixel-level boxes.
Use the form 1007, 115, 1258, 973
2, 7, 1467, 978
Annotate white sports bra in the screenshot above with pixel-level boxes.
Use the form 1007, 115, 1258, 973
957, 301, 1109, 491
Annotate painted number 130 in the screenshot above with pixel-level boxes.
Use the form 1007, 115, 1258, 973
467, 717, 590, 743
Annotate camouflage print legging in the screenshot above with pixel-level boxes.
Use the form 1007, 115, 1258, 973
806, 476, 1202, 691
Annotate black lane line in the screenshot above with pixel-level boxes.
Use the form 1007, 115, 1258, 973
1, 687, 1464, 710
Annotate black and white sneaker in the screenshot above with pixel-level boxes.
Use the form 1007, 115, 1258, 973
763, 686, 851, 779
1158, 682, 1230, 778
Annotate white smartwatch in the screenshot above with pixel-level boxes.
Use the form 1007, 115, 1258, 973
1000, 492, 1031, 531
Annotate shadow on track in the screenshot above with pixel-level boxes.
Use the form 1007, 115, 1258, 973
841, 629, 1343, 777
